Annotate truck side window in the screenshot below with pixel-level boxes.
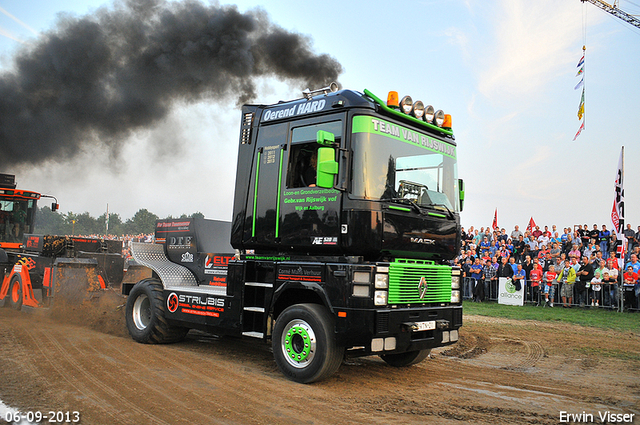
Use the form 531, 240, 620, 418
287, 143, 318, 188
286, 121, 342, 189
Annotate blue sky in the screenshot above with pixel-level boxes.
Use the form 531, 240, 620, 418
1, 0, 639, 235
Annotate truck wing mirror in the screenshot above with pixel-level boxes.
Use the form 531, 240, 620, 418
52, 202, 59, 212
317, 147, 338, 188
458, 179, 465, 212
316, 130, 335, 146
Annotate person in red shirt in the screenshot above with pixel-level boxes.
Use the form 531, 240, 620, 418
532, 226, 543, 239
529, 263, 543, 306
623, 266, 637, 284
543, 265, 557, 307
623, 266, 639, 310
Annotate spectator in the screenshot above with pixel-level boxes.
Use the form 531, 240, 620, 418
483, 257, 497, 301
513, 235, 526, 263
604, 258, 620, 309
509, 256, 518, 274
470, 258, 484, 302
590, 271, 602, 307
543, 265, 557, 307
497, 256, 514, 280
498, 228, 508, 244
479, 236, 491, 253
529, 262, 543, 306
623, 224, 636, 251
569, 244, 581, 261
510, 225, 523, 240
625, 254, 640, 274
462, 258, 473, 299
558, 259, 577, 308
599, 225, 611, 260
532, 226, 543, 239
513, 263, 526, 292
576, 256, 594, 308
622, 266, 638, 310
579, 224, 591, 247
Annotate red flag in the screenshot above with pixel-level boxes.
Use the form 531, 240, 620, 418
526, 217, 536, 233
492, 209, 498, 230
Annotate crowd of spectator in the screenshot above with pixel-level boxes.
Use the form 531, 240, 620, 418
73, 233, 155, 260
454, 223, 640, 311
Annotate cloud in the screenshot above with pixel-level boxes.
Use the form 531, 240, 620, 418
475, 1, 585, 102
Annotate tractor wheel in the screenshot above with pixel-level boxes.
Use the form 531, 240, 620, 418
125, 279, 188, 344
272, 303, 344, 383
8, 275, 23, 311
380, 349, 431, 367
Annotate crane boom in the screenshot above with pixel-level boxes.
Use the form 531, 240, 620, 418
581, 0, 640, 29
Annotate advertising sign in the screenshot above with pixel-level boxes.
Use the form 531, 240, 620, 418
498, 277, 524, 306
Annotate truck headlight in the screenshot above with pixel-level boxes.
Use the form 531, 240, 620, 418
451, 275, 460, 289
374, 290, 388, 306
374, 273, 388, 289
352, 285, 370, 297
451, 290, 460, 303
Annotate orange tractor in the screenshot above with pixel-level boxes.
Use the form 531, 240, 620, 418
0, 173, 123, 310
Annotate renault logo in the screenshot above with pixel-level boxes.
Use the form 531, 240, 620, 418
418, 276, 428, 300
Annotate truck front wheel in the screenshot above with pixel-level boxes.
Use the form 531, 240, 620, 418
380, 349, 431, 367
272, 303, 344, 384
8, 275, 22, 310
125, 279, 188, 344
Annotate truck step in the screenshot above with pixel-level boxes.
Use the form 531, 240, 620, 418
243, 306, 265, 313
242, 331, 264, 338
245, 282, 273, 288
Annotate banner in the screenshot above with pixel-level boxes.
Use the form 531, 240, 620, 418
498, 277, 524, 306
492, 208, 498, 230
611, 147, 625, 268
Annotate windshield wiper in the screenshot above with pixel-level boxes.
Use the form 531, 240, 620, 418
385, 197, 422, 214
430, 203, 455, 219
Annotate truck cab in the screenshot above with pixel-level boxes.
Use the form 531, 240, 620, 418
0, 174, 42, 250
124, 86, 464, 383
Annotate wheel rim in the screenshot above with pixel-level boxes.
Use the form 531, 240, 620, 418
281, 319, 317, 368
132, 294, 151, 330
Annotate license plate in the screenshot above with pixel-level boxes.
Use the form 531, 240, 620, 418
414, 320, 436, 332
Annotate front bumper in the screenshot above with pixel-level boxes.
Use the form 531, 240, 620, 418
335, 305, 463, 356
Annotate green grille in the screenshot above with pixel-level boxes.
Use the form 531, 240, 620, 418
388, 259, 452, 304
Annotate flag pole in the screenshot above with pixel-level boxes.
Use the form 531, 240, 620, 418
620, 146, 624, 313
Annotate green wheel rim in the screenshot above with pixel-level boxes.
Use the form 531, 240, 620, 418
281, 319, 317, 368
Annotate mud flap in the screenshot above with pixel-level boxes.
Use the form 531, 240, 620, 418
52, 258, 103, 305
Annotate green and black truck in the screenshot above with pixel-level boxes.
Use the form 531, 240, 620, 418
124, 84, 464, 383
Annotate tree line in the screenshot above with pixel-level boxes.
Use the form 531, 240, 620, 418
34, 206, 205, 236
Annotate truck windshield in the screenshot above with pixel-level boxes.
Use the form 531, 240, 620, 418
350, 115, 459, 212
0, 197, 35, 244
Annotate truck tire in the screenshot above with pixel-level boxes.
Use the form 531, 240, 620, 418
380, 349, 431, 367
8, 275, 22, 310
272, 303, 344, 384
125, 279, 188, 344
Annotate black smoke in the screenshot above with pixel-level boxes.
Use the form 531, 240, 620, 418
0, 0, 342, 167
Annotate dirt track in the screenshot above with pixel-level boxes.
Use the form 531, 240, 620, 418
1, 292, 639, 425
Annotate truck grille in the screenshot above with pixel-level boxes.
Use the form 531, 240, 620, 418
388, 259, 451, 304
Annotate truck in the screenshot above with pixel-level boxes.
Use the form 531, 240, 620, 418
0, 173, 124, 309
123, 84, 465, 383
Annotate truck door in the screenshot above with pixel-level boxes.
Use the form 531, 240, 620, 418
247, 123, 288, 246
278, 120, 343, 250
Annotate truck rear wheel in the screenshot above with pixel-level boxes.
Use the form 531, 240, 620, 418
125, 279, 188, 344
380, 349, 431, 367
272, 303, 344, 384
8, 275, 22, 310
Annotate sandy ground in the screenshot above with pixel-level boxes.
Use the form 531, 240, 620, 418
0, 290, 639, 425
